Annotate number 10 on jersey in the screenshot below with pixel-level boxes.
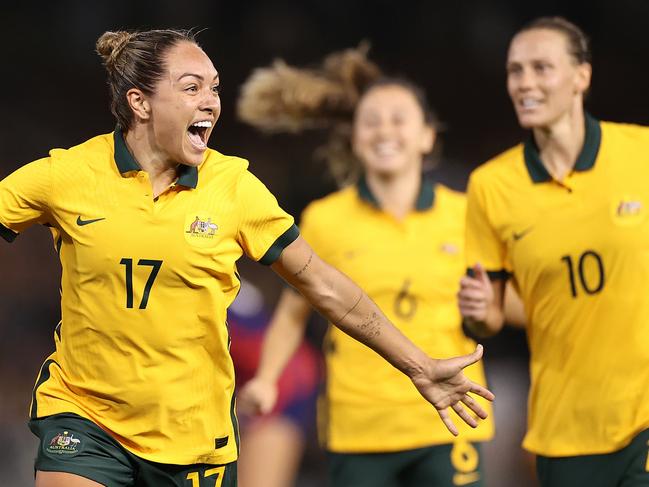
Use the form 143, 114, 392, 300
560, 250, 605, 298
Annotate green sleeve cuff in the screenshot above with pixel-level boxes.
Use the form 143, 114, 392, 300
259, 224, 300, 265
0, 223, 18, 242
465, 267, 511, 280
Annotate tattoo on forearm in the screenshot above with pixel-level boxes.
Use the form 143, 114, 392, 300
334, 295, 382, 340
335, 292, 363, 324
294, 251, 313, 277
357, 311, 381, 339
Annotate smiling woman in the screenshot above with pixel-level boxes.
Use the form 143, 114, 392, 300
0, 28, 494, 487
459, 16, 649, 487
95, 31, 221, 194
236, 50, 494, 487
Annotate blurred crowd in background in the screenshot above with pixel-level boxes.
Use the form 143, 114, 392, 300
0, 1, 647, 485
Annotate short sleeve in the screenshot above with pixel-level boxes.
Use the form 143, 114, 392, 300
236, 170, 298, 265
465, 172, 509, 279
0, 157, 52, 242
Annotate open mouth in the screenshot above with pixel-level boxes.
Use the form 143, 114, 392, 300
519, 98, 542, 110
187, 120, 212, 150
374, 141, 400, 158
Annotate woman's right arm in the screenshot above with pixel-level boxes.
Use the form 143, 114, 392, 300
460, 170, 514, 337
237, 287, 312, 415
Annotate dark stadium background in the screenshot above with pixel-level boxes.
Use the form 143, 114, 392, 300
0, 1, 647, 485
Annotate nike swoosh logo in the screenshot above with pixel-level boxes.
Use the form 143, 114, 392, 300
512, 226, 534, 241
76, 216, 106, 226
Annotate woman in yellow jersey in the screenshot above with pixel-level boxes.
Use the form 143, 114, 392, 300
237, 50, 494, 487
458, 16, 649, 487
0, 29, 494, 487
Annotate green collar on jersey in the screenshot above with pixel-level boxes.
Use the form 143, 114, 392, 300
523, 112, 602, 183
113, 126, 198, 189
357, 174, 435, 211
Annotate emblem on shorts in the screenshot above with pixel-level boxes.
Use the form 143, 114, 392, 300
186, 216, 218, 238
45, 431, 82, 456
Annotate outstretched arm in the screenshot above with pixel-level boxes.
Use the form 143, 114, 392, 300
270, 236, 494, 435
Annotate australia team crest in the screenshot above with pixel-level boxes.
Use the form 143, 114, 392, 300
611, 196, 646, 226
185, 214, 219, 247
45, 430, 82, 456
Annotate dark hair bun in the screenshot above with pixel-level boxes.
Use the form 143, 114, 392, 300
96, 31, 132, 67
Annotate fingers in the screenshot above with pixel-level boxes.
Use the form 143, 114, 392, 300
236, 395, 260, 416
469, 381, 495, 402
452, 344, 484, 370
458, 276, 491, 321
458, 300, 488, 317
440, 391, 493, 435
459, 276, 486, 291
452, 393, 493, 427
462, 394, 489, 419
237, 379, 278, 416
452, 402, 478, 428
458, 287, 490, 301
438, 408, 459, 436
256, 389, 277, 415
237, 389, 263, 415
472, 263, 490, 283
460, 263, 493, 297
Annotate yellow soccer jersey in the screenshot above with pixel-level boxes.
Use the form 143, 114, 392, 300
466, 114, 649, 456
301, 178, 493, 453
0, 128, 298, 465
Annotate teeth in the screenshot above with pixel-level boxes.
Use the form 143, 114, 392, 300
521, 99, 540, 108
192, 121, 212, 128
375, 142, 399, 156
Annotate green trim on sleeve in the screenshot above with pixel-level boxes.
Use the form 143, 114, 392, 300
258, 224, 300, 265
0, 222, 18, 242
486, 270, 511, 281
466, 267, 511, 281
